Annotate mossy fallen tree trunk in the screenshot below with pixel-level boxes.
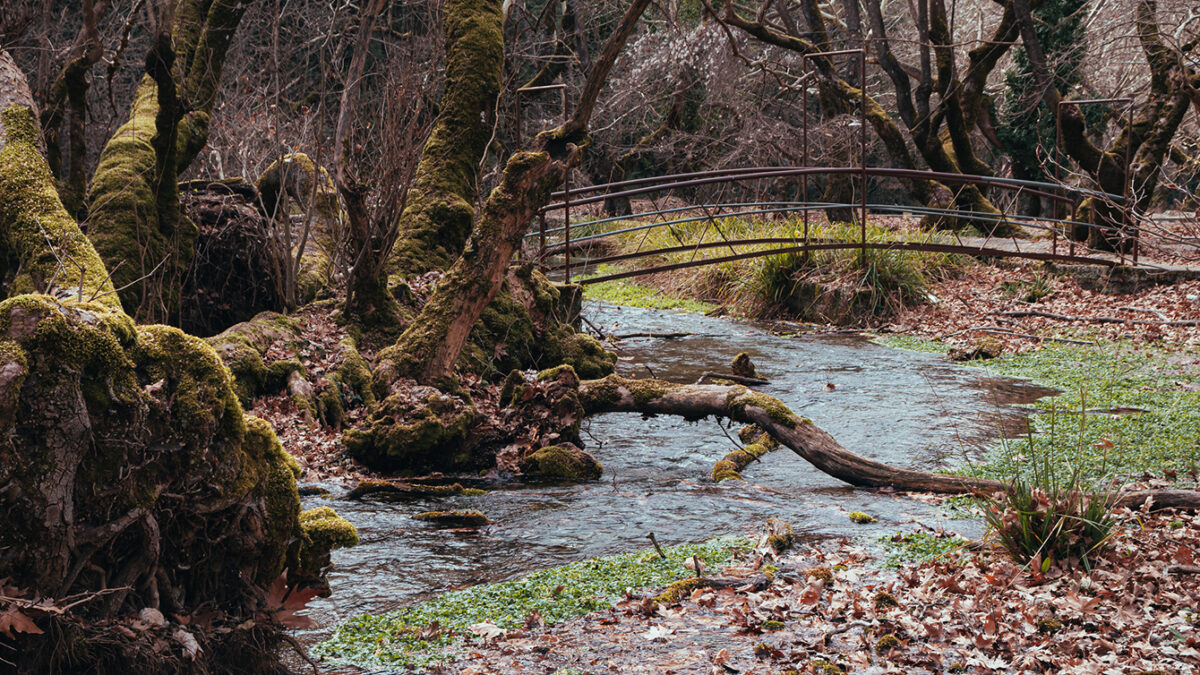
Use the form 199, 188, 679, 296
577, 375, 1200, 510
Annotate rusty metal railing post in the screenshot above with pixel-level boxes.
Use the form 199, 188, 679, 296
802, 62, 810, 249
1055, 97, 1135, 264
801, 49, 868, 266
858, 48, 868, 268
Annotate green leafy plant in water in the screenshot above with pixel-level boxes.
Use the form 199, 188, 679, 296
312, 536, 750, 670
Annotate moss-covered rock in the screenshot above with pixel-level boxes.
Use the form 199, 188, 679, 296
291, 505, 360, 592
344, 479, 488, 500
206, 311, 301, 407
343, 384, 479, 473
518, 443, 603, 481
413, 510, 490, 527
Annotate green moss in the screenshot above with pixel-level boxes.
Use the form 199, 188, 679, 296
520, 444, 603, 481
291, 504, 358, 591
848, 511, 876, 524
652, 577, 705, 604
345, 480, 487, 500
711, 459, 744, 482
805, 567, 835, 584
1037, 616, 1063, 634
336, 339, 376, 408
725, 388, 800, 429
388, 0, 503, 276
537, 364, 579, 384
813, 660, 845, 675
255, 153, 339, 225
0, 106, 118, 310
875, 633, 900, 653
266, 358, 304, 389
764, 519, 795, 554
313, 536, 750, 670
344, 388, 478, 473
577, 376, 624, 412
582, 277, 718, 313
554, 332, 616, 379
0, 293, 353, 599
873, 591, 899, 610
629, 379, 670, 406
86, 78, 194, 319
206, 312, 301, 406
712, 429, 780, 482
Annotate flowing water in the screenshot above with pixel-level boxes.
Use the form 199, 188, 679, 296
294, 301, 1054, 648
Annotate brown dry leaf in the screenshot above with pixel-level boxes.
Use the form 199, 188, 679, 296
0, 608, 43, 638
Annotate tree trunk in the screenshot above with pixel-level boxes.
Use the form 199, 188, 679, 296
84, 0, 251, 322
1, 50, 119, 310
373, 0, 653, 390
387, 0, 505, 278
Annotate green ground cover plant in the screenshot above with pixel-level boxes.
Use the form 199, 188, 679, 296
313, 536, 750, 670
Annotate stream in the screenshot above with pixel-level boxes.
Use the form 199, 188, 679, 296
293, 301, 1055, 653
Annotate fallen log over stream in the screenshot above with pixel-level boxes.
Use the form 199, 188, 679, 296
577, 375, 1200, 510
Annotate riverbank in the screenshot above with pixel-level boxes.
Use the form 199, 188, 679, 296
409, 506, 1199, 674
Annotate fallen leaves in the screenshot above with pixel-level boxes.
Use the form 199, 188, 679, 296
427, 508, 1200, 674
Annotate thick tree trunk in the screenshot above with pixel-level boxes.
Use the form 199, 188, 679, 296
578, 375, 1200, 509
85, 0, 251, 321
387, 0, 505, 277
374, 0, 653, 389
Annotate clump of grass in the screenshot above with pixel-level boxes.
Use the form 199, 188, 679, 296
582, 273, 718, 313
313, 536, 750, 670
996, 271, 1057, 302
589, 216, 965, 321
723, 220, 965, 319
978, 448, 1120, 572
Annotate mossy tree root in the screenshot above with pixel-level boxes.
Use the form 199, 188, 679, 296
0, 295, 355, 655
578, 375, 1200, 509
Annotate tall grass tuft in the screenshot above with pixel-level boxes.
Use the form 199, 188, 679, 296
978, 406, 1122, 572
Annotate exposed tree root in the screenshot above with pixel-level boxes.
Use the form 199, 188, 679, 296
578, 375, 1200, 510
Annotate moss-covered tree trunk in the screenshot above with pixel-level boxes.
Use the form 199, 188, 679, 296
373, 0, 652, 390
717, 2, 1021, 236
1, 51, 119, 310
386, 0, 504, 278
1013, 0, 1197, 251
85, 0, 252, 321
